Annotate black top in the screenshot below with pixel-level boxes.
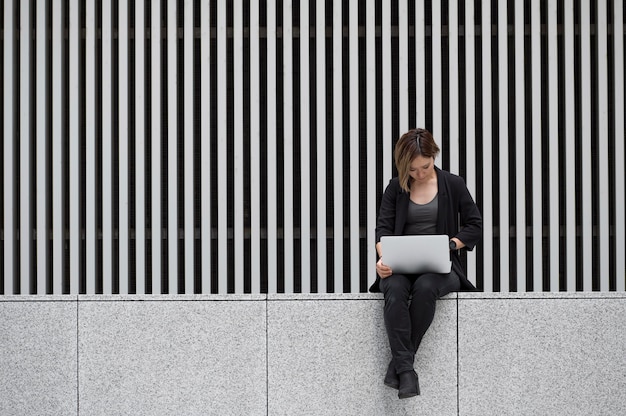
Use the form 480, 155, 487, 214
369, 167, 483, 292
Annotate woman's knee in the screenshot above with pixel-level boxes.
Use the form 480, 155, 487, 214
415, 273, 438, 288
412, 272, 460, 298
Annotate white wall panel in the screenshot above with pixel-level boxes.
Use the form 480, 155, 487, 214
299, 0, 311, 294
615, 0, 625, 292
283, 0, 294, 293
580, 0, 593, 291
514, 0, 526, 291
548, 0, 559, 291
366, 0, 377, 284
415, 1, 425, 127
464, 0, 477, 286
51, 0, 63, 294
398, 0, 408, 132
5, 0, 15, 295
184, 0, 196, 294
249, 0, 261, 293
119, 0, 130, 295
448, 0, 459, 175
233, 0, 245, 293
151, 0, 162, 295
432, 0, 442, 156
68, 0, 81, 294
597, 0, 610, 291
167, 0, 178, 294
86, 0, 96, 295
564, 0, 577, 291
102, 0, 113, 294
382, 0, 392, 183
19, 0, 31, 294
481, 0, 493, 293
135, 0, 147, 295
266, 0, 277, 294
69, 0, 80, 295
531, 0, 543, 291
349, 0, 361, 292
497, 0, 509, 292
315, 0, 327, 293
36, 0, 47, 295
332, 0, 343, 292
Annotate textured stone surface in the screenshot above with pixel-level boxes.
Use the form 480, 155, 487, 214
267, 294, 458, 416
78, 298, 266, 416
3, 292, 626, 415
0, 298, 78, 416
458, 295, 626, 416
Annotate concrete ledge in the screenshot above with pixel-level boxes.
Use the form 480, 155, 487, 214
1, 292, 625, 415
267, 294, 457, 415
458, 292, 626, 416
78, 297, 267, 416
0, 297, 78, 416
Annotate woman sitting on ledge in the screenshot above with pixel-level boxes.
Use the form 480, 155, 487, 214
370, 128, 482, 399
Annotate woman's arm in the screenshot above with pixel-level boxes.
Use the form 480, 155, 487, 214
454, 179, 482, 251
375, 180, 400, 279
376, 241, 383, 257
450, 237, 465, 250
375, 179, 400, 243
375, 241, 393, 278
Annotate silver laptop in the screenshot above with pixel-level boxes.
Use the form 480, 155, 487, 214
380, 235, 452, 274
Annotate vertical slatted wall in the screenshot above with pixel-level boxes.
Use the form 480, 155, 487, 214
1, 0, 625, 294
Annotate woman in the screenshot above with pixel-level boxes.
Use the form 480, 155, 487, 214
369, 128, 482, 399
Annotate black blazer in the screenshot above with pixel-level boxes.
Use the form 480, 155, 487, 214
369, 167, 482, 293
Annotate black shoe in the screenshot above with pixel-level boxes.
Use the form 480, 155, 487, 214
383, 360, 399, 389
397, 370, 420, 399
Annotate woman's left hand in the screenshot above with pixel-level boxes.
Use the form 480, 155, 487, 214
376, 258, 393, 279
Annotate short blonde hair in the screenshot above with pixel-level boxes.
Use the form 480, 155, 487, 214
394, 129, 440, 192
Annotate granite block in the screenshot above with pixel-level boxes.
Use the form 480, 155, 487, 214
78, 299, 266, 416
267, 297, 458, 416
267, 293, 384, 301
0, 300, 78, 416
457, 291, 626, 300
78, 294, 267, 302
458, 297, 626, 416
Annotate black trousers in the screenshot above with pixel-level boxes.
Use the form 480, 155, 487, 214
379, 271, 461, 374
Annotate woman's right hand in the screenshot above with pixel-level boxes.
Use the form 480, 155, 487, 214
376, 258, 393, 279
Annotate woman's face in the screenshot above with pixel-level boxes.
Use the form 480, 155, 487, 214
408, 155, 435, 183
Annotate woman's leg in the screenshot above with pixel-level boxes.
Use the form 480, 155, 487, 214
409, 271, 461, 353
379, 274, 415, 374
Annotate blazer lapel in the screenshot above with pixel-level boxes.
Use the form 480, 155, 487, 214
395, 191, 409, 235
436, 168, 449, 234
